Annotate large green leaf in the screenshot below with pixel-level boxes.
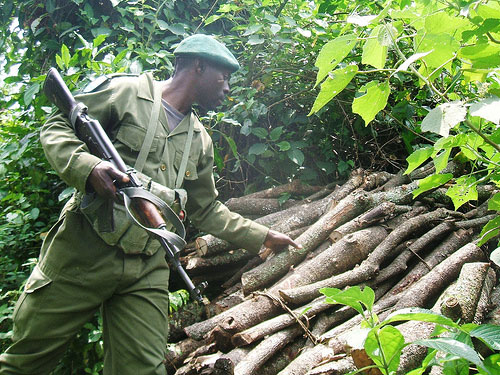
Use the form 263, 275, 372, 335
287, 148, 304, 166
459, 39, 500, 69
309, 65, 358, 115
446, 175, 478, 210
469, 96, 500, 125
479, 354, 500, 375
383, 308, 459, 329
470, 324, 500, 350
434, 148, 451, 173
320, 286, 375, 316
352, 80, 390, 125
365, 326, 405, 374
478, 216, 500, 246
424, 11, 472, 36
416, 32, 459, 70
414, 337, 483, 369
404, 147, 433, 175
421, 102, 467, 137
488, 192, 500, 210
24, 83, 40, 106
413, 174, 453, 198
362, 25, 388, 69
248, 143, 268, 155
314, 34, 357, 87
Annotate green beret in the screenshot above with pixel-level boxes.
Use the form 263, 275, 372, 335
173, 34, 240, 72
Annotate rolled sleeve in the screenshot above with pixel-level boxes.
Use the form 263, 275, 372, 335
184, 133, 269, 254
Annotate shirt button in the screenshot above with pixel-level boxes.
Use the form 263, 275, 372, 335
185, 170, 191, 177
160, 164, 167, 171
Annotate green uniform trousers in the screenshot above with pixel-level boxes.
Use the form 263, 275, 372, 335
0, 209, 170, 375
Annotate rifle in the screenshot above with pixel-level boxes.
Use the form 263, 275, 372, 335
43, 68, 207, 302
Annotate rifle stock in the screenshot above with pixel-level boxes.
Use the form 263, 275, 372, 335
43, 68, 206, 302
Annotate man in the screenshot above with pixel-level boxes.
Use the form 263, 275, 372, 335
0, 34, 300, 374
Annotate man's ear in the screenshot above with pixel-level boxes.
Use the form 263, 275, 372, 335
194, 58, 206, 74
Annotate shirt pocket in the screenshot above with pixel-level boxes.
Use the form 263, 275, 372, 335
114, 122, 159, 154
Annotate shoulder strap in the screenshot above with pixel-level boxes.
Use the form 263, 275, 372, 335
134, 81, 163, 173
175, 114, 195, 189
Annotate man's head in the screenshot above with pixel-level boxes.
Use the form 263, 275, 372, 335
172, 34, 239, 111
173, 34, 240, 73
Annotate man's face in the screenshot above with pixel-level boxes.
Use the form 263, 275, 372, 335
195, 61, 231, 111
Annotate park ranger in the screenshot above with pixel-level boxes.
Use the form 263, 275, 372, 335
0, 34, 300, 374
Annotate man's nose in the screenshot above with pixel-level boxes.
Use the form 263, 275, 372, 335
223, 80, 230, 94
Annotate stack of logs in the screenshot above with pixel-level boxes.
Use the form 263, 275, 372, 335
166, 164, 500, 375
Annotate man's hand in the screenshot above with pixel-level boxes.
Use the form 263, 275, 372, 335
87, 161, 130, 199
260, 229, 302, 259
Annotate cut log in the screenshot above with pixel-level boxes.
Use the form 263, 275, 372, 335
475, 268, 497, 324
184, 229, 383, 342
392, 242, 486, 311
440, 262, 490, 323
485, 283, 500, 326
195, 190, 339, 257
306, 357, 355, 375
185, 249, 253, 273
277, 282, 396, 375
243, 179, 325, 199
225, 197, 300, 216
195, 170, 368, 257
231, 296, 333, 347
271, 226, 387, 293
241, 191, 378, 295
165, 337, 206, 374
329, 202, 398, 243
220, 257, 262, 290
279, 209, 450, 305
371, 221, 456, 286
360, 171, 393, 191
260, 339, 308, 375
386, 228, 474, 297
233, 326, 303, 375
277, 343, 337, 375
396, 292, 445, 375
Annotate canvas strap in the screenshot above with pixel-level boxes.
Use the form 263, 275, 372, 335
134, 82, 163, 173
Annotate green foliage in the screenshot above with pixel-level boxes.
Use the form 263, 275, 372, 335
321, 287, 500, 375
309, 0, 500, 249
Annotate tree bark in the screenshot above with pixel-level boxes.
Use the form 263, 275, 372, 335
280, 209, 449, 305
306, 357, 355, 375
440, 262, 490, 323
242, 179, 324, 199
165, 337, 206, 374
277, 343, 337, 375
185, 249, 253, 273
231, 296, 332, 347
241, 191, 377, 295
386, 228, 474, 297
329, 202, 398, 243
272, 226, 387, 293
233, 326, 303, 375
371, 221, 456, 286
392, 242, 486, 311
474, 268, 496, 324
225, 197, 300, 216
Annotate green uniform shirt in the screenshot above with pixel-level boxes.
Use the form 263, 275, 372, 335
40, 73, 268, 254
